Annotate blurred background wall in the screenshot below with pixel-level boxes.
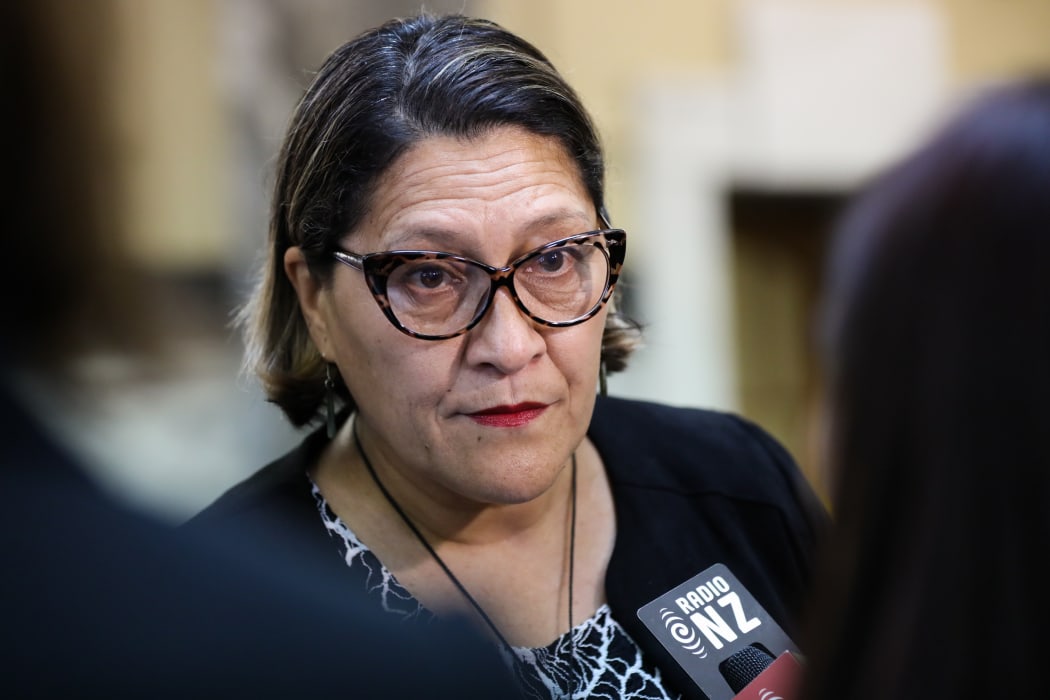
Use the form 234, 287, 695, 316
54, 0, 1050, 519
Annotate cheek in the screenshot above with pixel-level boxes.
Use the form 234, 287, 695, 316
549, 318, 605, 386
322, 289, 392, 392
547, 324, 603, 446
332, 313, 457, 410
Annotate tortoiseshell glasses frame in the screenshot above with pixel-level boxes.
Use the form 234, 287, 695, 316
332, 229, 626, 340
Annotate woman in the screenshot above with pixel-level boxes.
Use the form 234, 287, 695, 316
798, 76, 1050, 700
189, 13, 828, 700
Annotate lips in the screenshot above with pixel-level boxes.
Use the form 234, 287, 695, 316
468, 402, 547, 428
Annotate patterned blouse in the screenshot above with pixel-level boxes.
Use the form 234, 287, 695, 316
312, 482, 678, 700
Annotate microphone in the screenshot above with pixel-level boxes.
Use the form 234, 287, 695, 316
724, 644, 802, 699
636, 563, 802, 700
722, 644, 776, 693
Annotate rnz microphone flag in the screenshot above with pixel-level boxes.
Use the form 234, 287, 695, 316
636, 563, 802, 700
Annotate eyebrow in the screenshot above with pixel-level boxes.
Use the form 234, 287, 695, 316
381, 227, 467, 251
524, 209, 595, 232
381, 209, 596, 252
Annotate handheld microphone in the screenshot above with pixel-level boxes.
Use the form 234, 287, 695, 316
724, 645, 802, 699
636, 563, 802, 700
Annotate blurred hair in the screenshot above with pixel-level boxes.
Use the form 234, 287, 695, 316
239, 12, 642, 427
801, 75, 1050, 700
0, 1, 156, 379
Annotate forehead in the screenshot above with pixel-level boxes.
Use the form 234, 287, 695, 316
361, 126, 593, 248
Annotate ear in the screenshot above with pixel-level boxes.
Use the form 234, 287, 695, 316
284, 246, 334, 360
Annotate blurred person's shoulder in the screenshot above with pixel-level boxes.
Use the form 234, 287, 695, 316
1, 382, 517, 698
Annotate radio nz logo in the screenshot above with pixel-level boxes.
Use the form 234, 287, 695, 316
658, 573, 762, 657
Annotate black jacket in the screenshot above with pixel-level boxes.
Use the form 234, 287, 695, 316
188, 395, 829, 700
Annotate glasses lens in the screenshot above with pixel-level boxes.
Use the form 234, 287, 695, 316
514, 237, 610, 324
370, 232, 616, 338
384, 256, 490, 337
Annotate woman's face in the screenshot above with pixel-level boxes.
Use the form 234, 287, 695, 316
291, 126, 608, 506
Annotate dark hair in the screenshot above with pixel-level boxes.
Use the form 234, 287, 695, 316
800, 76, 1050, 700
240, 12, 641, 427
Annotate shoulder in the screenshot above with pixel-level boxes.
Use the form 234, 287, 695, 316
183, 423, 327, 531
591, 394, 830, 581
179, 421, 359, 586
590, 394, 806, 499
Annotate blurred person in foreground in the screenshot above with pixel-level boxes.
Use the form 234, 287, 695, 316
0, 3, 516, 697
187, 12, 830, 700
798, 76, 1050, 700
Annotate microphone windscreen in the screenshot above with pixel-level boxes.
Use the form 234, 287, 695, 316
719, 644, 774, 693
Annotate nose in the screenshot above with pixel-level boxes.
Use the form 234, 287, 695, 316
463, 286, 546, 375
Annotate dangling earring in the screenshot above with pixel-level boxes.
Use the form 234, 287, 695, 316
599, 358, 608, 397
325, 363, 337, 439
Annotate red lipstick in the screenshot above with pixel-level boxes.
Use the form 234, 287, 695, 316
468, 403, 547, 428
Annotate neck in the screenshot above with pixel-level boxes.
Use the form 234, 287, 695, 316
354, 421, 579, 651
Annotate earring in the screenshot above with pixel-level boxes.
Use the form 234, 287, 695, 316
324, 363, 337, 439
599, 358, 608, 397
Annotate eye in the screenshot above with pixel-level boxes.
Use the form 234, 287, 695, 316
534, 249, 569, 273
391, 258, 472, 295
526, 245, 589, 279
412, 264, 450, 289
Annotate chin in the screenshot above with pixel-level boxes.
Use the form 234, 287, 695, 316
477, 466, 563, 505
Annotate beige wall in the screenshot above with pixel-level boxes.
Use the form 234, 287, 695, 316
112, 0, 231, 272
946, 0, 1050, 81
111, 0, 1050, 270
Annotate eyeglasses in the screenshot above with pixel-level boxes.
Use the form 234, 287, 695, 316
332, 229, 626, 340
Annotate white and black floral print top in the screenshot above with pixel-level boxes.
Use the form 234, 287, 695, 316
312, 482, 678, 700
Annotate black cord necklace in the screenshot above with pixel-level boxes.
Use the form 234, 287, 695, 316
353, 423, 577, 655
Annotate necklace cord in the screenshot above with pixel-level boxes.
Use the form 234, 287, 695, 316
568, 451, 576, 632
351, 422, 577, 654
